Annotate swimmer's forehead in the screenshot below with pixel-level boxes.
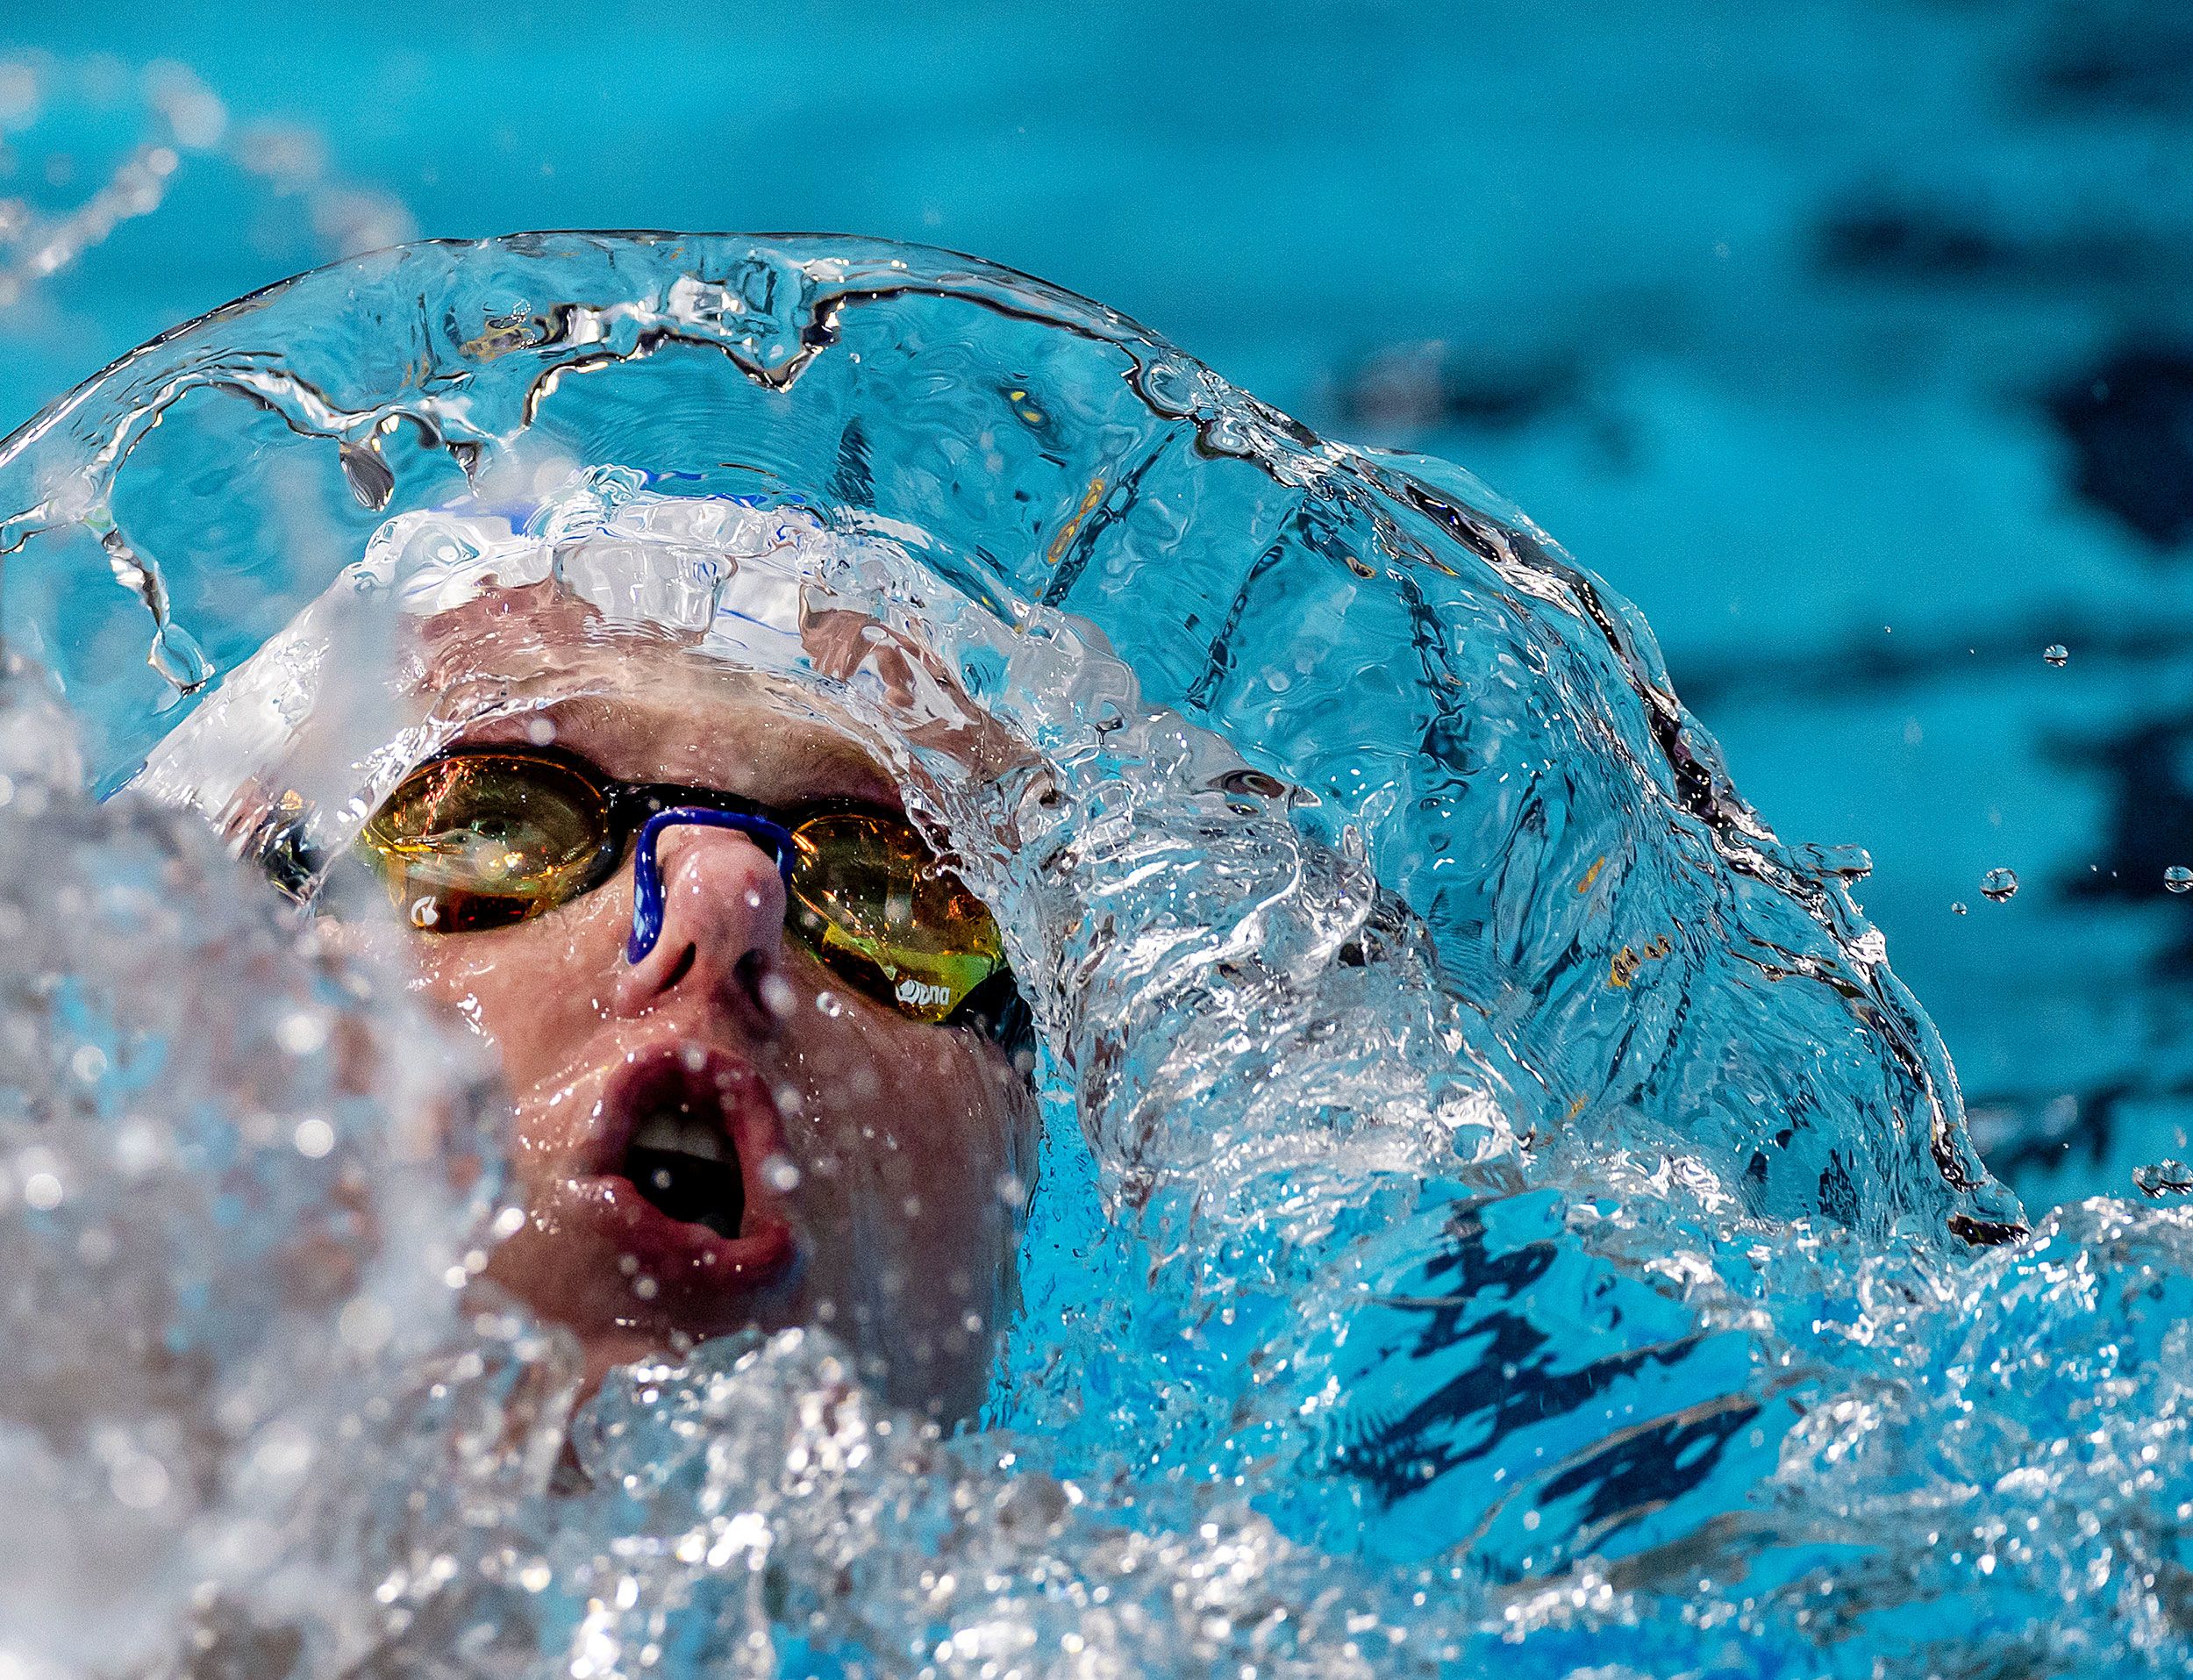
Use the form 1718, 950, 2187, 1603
411, 600, 901, 809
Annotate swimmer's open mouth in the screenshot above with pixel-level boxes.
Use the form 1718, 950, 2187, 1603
589, 1043, 791, 1275
624, 1098, 745, 1237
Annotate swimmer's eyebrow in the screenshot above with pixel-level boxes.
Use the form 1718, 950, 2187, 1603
454, 697, 904, 810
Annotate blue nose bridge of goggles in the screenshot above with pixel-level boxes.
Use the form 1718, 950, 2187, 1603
625, 806, 798, 967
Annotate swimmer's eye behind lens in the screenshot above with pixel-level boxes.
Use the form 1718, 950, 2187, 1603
788, 811, 1004, 1026
354, 749, 1008, 1026
360, 753, 618, 932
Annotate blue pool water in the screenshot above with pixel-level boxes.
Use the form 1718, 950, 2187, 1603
0, 229, 2188, 1677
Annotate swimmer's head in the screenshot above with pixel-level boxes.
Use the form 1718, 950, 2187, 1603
144, 485, 1042, 1418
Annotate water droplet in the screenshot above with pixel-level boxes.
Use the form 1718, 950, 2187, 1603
147, 621, 214, 696
275, 1009, 328, 1056
525, 715, 557, 746
292, 1117, 335, 1159
1951, 901, 1968, 916
2133, 1160, 2193, 1198
109, 1451, 172, 1511
758, 972, 797, 1018
338, 1297, 395, 1352
2167, 866, 2193, 894
761, 1155, 801, 1192
814, 990, 846, 1019
338, 440, 396, 511
409, 896, 440, 929
1218, 769, 1287, 800
1802, 842, 1873, 881
1981, 868, 2018, 904
2043, 644, 2068, 667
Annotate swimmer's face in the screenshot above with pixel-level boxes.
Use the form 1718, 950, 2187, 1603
338, 588, 1036, 1418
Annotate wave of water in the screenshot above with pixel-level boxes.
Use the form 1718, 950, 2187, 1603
0, 232, 2186, 1676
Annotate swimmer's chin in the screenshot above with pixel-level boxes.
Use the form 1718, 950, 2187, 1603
482, 1202, 811, 1390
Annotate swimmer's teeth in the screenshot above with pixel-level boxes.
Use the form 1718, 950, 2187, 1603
624, 1104, 746, 1240
630, 1109, 727, 1163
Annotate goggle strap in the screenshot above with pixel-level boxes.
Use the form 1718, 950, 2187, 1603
626, 806, 798, 966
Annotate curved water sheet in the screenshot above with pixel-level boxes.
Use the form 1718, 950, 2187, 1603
0, 232, 2183, 1677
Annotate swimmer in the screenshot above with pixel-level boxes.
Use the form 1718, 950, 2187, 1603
159, 528, 1041, 1422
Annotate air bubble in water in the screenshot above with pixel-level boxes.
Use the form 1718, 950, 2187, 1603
1981, 869, 2018, 903
2043, 644, 2069, 667
2166, 866, 2193, 894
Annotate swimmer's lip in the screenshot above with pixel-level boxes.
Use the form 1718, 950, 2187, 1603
563, 1038, 796, 1295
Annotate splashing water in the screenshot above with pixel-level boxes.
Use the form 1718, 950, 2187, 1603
0, 53, 414, 315
1, 232, 2187, 1676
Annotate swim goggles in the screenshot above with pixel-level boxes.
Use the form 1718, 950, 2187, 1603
318, 745, 1024, 1038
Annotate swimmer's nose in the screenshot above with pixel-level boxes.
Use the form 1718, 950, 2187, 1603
615, 809, 794, 1018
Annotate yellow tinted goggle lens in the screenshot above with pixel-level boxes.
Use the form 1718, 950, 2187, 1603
788, 811, 1004, 1024
359, 754, 613, 933
358, 755, 1006, 1024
